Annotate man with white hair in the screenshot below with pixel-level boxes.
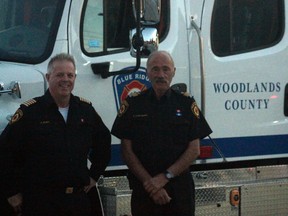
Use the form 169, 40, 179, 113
112, 50, 212, 216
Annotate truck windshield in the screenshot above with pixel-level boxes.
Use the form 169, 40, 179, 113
0, 0, 65, 64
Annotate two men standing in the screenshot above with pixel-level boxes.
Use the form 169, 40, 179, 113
0, 51, 211, 216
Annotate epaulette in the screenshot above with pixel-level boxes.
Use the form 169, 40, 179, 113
79, 97, 92, 105
181, 92, 191, 97
173, 88, 191, 98
22, 99, 37, 107
9, 99, 37, 124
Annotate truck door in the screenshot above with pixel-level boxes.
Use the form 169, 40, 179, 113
0, 0, 66, 133
189, 0, 288, 161
68, 0, 169, 168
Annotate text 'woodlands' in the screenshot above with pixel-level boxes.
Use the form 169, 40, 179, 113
213, 82, 280, 110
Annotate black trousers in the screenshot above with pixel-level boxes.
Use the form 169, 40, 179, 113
22, 187, 91, 216
130, 173, 195, 216
0, 196, 14, 216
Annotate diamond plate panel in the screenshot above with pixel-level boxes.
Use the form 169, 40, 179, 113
256, 165, 288, 180
101, 194, 131, 216
98, 176, 132, 216
195, 186, 239, 216
98, 176, 131, 195
241, 181, 288, 216
193, 167, 256, 187
196, 187, 226, 205
98, 166, 288, 216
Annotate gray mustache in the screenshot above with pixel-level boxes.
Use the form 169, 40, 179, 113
155, 78, 167, 83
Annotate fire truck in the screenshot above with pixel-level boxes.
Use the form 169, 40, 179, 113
0, 0, 288, 215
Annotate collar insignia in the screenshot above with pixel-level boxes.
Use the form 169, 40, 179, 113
176, 109, 182, 117
40, 121, 50, 124
133, 114, 148, 118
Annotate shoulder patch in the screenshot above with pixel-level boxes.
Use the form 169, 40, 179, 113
118, 100, 129, 117
80, 97, 92, 104
9, 109, 23, 125
22, 99, 37, 107
191, 102, 200, 119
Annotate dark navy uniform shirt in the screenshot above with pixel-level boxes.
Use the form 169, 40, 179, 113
0, 90, 111, 198
112, 88, 212, 178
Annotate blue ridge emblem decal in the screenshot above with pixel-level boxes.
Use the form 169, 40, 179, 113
113, 67, 151, 110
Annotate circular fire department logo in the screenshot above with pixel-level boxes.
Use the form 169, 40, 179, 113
10, 109, 23, 124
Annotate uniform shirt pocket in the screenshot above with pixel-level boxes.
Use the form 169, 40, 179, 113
131, 115, 150, 146
169, 117, 190, 144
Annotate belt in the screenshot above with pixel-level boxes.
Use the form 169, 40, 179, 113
64, 186, 84, 194
45, 186, 85, 194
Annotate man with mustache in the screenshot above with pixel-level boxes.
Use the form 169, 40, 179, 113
0, 53, 111, 216
112, 50, 212, 216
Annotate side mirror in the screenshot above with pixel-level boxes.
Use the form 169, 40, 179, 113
96, 0, 160, 78
130, 27, 159, 58
133, 0, 161, 25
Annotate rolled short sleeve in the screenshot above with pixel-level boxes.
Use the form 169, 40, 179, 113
188, 98, 212, 140
111, 99, 134, 140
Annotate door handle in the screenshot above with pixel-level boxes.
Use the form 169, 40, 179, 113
91, 62, 110, 78
0, 81, 21, 98
284, 83, 288, 116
